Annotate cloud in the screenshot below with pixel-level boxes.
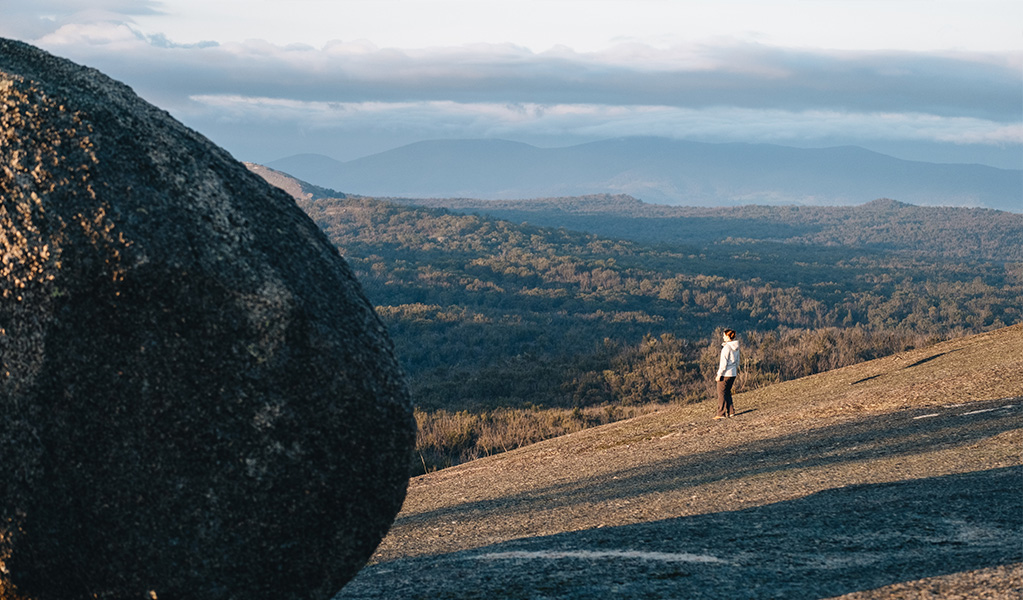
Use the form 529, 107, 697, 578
0, 0, 163, 19
33, 35, 1021, 122
0, 0, 164, 40
3, 5, 1019, 165
185, 96, 1023, 147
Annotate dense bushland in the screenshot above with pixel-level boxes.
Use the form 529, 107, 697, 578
399, 195, 1023, 262
295, 194, 1021, 473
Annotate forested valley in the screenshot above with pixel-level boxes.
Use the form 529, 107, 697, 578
289, 188, 1022, 473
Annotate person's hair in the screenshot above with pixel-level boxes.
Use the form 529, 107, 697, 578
723, 329, 737, 340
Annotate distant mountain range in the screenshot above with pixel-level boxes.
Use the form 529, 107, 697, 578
267, 137, 1022, 212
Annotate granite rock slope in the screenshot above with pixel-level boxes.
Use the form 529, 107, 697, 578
340, 325, 1023, 599
0, 38, 414, 600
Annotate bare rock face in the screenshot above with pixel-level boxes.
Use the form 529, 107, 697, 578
0, 38, 414, 600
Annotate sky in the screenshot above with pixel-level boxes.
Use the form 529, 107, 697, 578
2, 0, 1021, 168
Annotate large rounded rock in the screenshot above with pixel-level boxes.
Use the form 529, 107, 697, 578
0, 39, 414, 600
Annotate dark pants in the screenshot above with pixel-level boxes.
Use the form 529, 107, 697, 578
717, 376, 736, 417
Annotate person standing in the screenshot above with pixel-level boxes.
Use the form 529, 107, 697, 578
714, 329, 740, 419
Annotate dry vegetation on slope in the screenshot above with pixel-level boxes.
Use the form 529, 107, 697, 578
339, 325, 1023, 599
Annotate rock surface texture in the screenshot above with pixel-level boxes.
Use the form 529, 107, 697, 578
340, 325, 1023, 599
0, 38, 414, 600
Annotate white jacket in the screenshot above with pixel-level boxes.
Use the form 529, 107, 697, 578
717, 340, 740, 378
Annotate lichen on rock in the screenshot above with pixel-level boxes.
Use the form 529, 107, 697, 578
1, 38, 414, 600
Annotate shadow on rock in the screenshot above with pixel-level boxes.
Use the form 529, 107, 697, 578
398, 398, 1021, 530
339, 466, 1023, 599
